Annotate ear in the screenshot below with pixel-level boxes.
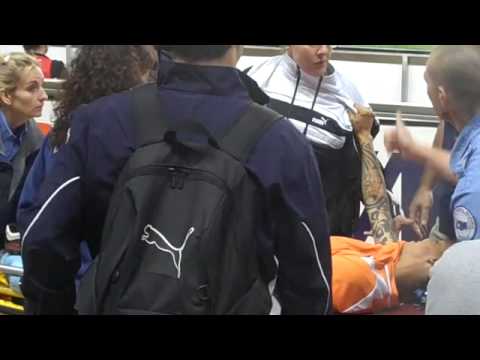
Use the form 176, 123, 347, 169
437, 86, 449, 111
0, 91, 12, 106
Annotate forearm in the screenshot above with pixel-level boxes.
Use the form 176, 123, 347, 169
412, 144, 457, 185
418, 121, 446, 190
358, 135, 397, 244
418, 161, 438, 191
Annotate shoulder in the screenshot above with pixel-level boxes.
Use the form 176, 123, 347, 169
254, 115, 314, 163
25, 120, 45, 145
247, 55, 284, 82
70, 90, 134, 139
79, 90, 133, 119
247, 113, 326, 218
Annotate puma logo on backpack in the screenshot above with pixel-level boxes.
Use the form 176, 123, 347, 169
141, 225, 195, 279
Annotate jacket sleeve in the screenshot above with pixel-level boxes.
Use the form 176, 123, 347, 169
248, 119, 332, 314
451, 147, 480, 241
19, 108, 90, 314
17, 137, 53, 221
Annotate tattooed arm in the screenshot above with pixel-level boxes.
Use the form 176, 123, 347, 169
359, 137, 397, 244
350, 105, 396, 245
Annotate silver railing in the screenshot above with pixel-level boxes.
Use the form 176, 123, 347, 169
370, 102, 438, 127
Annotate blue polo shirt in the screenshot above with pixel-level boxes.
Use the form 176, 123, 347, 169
450, 115, 480, 241
0, 111, 26, 163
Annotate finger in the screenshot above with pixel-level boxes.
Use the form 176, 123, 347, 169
348, 111, 356, 123
420, 223, 429, 239
420, 206, 431, 227
409, 201, 421, 224
396, 216, 414, 227
401, 217, 415, 225
409, 204, 419, 224
411, 223, 424, 240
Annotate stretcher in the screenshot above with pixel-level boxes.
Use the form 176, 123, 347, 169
0, 263, 24, 314
0, 226, 24, 314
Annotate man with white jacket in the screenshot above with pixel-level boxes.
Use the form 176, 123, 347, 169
249, 45, 379, 236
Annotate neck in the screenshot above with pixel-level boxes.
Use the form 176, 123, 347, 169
395, 242, 427, 302
454, 111, 480, 132
1, 108, 28, 130
447, 103, 480, 132
395, 263, 417, 303
176, 58, 233, 67
175, 48, 239, 68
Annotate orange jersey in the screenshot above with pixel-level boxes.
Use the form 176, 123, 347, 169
331, 236, 405, 314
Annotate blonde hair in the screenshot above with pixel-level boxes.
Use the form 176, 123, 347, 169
0, 52, 39, 100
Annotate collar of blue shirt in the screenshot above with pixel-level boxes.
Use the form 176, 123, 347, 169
0, 110, 27, 160
450, 115, 480, 177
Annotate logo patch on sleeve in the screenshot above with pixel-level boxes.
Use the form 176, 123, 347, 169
454, 207, 477, 241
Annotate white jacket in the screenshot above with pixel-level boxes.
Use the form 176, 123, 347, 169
248, 53, 369, 149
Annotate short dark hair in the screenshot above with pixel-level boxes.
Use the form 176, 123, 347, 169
161, 45, 232, 62
430, 45, 480, 117
23, 45, 43, 53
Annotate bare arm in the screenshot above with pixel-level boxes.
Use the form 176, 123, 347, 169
418, 120, 445, 189
385, 113, 458, 185
350, 106, 397, 245
409, 120, 445, 237
358, 136, 397, 244
414, 146, 456, 184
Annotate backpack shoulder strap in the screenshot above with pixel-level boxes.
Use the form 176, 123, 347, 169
131, 84, 280, 163
219, 103, 281, 164
131, 83, 167, 147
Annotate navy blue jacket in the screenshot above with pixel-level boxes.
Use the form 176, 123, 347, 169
19, 61, 332, 314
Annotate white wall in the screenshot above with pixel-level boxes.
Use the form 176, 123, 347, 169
331, 60, 403, 104
407, 64, 430, 105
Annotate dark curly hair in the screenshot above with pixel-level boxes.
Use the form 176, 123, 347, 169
51, 45, 158, 148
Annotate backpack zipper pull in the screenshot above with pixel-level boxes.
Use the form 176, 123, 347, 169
177, 170, 186, 190
168, 167, 178, 189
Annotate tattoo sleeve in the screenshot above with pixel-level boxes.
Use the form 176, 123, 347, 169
359, 138, 397, 245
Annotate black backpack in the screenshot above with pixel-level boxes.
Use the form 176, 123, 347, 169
77, 84, 280, 315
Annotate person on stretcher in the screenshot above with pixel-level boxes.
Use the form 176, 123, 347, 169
331, 105, 452, 314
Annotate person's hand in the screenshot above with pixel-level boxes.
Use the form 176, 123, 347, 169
409, 187, 433, 238
392, 215, 424, 240
384, 112, 424, 161
349, 104, 375, 143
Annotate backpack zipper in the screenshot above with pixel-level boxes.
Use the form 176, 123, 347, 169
126, 165, 229, 192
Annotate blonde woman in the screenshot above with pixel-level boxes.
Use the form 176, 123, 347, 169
0, 53, 46, 249
0, 53, 46, 311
